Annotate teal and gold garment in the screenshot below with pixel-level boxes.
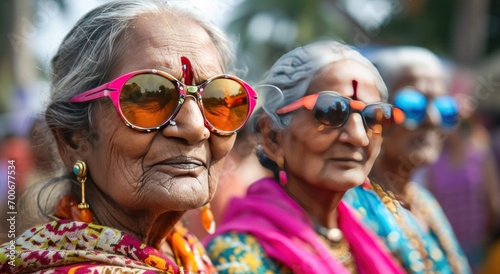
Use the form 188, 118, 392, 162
343, 182, 471, 274
206, 232, 291, 274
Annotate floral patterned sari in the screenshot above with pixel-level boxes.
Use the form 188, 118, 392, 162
0, 220, 213, 273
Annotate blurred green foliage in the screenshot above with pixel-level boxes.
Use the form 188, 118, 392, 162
226, 0, 500, 82
0, 0, 66, 114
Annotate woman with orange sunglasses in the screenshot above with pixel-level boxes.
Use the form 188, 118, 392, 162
205, 40, 405, 273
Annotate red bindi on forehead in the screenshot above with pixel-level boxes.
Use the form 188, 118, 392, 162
181, 56, 193, 85
351, 80, 358, 100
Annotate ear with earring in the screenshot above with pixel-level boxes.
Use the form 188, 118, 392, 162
200, 204, 215, 234
276, 156, 287, 186
53, 160, 94, 223
72, 160, 94, 223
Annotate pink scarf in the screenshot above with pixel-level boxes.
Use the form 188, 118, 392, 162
205, 177, 404, 274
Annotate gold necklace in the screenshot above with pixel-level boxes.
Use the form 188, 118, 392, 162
371, 182, 435, 273
314, 224, 357, 274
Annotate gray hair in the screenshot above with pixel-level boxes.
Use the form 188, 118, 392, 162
367, 46, 445, 94
46, 0, 235, 139
21, 0, 235, 230
253, 40, 387, 131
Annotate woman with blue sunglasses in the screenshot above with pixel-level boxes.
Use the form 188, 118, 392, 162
425, 69, 500, 273
344, 46, 471, 274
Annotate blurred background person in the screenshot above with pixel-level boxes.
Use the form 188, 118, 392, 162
346, 46, 471, 274
421, 67, 500, 273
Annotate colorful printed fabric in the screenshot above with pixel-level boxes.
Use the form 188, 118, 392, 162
0, 219, 208, 273
343, 183, 427, 273
344, 182, 471, 274
204, 177, 405, 274
206, 232, 291, 273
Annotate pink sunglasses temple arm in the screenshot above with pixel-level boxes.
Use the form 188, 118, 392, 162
70, 83, 113, 103
241, 82, 258, 112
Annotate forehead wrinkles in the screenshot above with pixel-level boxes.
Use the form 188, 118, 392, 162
169, 32, 222, 81
125, 14, 223, 78
393, 68, 446, 97
308, 61, 380, 102
154, 14, 224, 79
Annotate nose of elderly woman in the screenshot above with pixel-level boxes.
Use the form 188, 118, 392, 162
162, 97, 210, 142
339, 113, 369, 146
419, 109, 442, 130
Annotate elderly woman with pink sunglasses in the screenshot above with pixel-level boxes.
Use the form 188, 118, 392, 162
0, 0, 257, 273
204, 40, 406, 273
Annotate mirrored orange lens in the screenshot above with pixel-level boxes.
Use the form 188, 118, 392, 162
119, 74, 179, 128
202, 78, 249, 132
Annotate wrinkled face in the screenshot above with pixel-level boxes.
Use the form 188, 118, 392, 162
383, 65, 447, 168
279, 60, 384, 191
81, 14, 236, 212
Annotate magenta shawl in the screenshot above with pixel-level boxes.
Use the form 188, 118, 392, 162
205, 177, 405, 274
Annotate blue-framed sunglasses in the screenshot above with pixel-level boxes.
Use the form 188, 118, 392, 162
393, 88, 459, 130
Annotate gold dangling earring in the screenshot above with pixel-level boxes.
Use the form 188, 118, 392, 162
72, 160, 93, 223
276, 156, 287, 186
200, 204, 215, 234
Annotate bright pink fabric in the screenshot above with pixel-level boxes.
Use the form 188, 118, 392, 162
205, 177, 405, 274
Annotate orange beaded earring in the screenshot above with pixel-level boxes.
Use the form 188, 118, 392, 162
72, 160, 94, 223
200, 204, 215, 234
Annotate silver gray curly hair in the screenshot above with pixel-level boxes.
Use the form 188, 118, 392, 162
367, 46, 445, 97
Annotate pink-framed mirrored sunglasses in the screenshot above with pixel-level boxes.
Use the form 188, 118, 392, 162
70, 57, 258, 136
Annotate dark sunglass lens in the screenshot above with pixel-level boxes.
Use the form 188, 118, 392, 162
202, 78, 249, 132
119, 74, 179, 129
364, 104, 392, 133
394, 89, 427, 128
434, 96, 458, 128
313, 94, 349, 127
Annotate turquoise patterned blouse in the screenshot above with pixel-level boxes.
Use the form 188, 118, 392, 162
343, 183, 471, 274
206, 232, 292, 274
